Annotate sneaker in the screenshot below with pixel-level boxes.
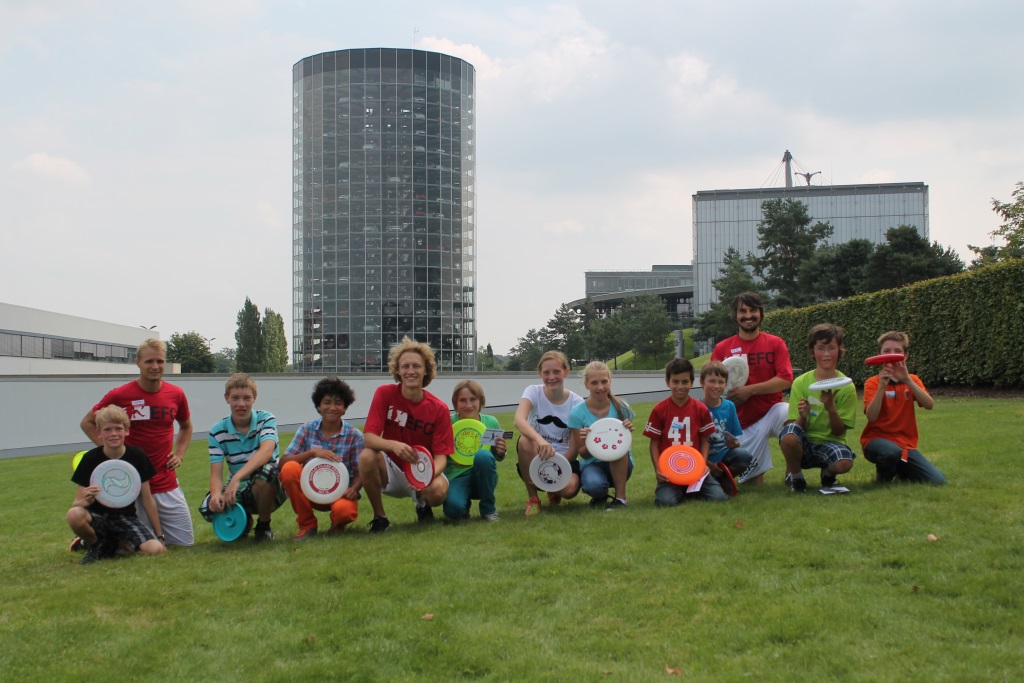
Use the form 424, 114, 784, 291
482, 512, 500, 522
546, 493, 562, 507
821, 470, 838, 489
416, 504, 434, 523
524, 497, 541, 517
79, 544, 104, 565
79, 537, 115, 566
606, 498, 628, 511
69, 536, 85, 553
368, 516, 391, 533
253, 522, 274, 543
292, 527, 318, 541
589, 494, 610, 507
326, 523, 347, 535
788, 473, 808, 493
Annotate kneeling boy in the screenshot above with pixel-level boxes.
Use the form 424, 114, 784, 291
861, 331, 945, 485
199, 373, 285, 542
279, 377, 365, 540
644, 358, 728, 506
779, 324, 857, 492
67, 405, 166, 565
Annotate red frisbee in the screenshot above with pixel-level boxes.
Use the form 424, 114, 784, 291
865, 353, 906, 365
403, 445, 434, 491
658, 445, 706, 486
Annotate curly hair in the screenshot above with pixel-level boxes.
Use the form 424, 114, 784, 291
312, 377, 356, 409
387, 336, 437, 387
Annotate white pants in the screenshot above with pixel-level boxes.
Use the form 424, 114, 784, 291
736, 402, 789, 483
135, 486, 195, 546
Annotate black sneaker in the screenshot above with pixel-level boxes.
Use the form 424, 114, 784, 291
79, 543, 103, 565
368, 516, 391, 533
606, 498, 628, 511
821, 470, 838, 489
589, 494, 610, 507
416, 504, 434, 523
788, 473, 808, 493
253, 522, 274, 543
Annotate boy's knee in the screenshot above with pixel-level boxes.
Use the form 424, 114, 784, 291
279, 460, 302, 483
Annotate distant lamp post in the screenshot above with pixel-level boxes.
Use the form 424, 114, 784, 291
139, 325, 157, 330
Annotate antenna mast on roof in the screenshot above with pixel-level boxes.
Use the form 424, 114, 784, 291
796, 171, 821, 186
782, 150, 793, 188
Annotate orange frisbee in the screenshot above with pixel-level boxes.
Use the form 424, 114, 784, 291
659, 445, 706, 486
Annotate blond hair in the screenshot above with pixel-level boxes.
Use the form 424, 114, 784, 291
388, 336, 437, 387
451, 379, 486, 410
137, 338, 166, 356
877, 331, 910, 353
700, 360, 728, 382
95, 405, 130, 430
224, 372, 258, 397
581, 361, 629, 420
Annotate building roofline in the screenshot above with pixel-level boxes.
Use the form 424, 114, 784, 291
693, 181, 927, 200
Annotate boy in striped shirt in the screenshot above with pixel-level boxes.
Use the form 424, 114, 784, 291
200, 373, 286, 542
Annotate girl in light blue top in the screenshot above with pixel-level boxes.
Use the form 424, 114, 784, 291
567, 361, 635, 510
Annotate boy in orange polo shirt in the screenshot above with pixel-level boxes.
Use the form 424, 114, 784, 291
861, 331, 946, 485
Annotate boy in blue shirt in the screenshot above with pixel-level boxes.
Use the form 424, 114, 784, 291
199, 373, 286, 542
699, 361, 754, 494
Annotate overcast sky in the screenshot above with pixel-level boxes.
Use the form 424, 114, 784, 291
2, 1, 1020, 356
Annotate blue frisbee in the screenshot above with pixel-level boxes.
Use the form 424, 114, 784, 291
212, 504, 251, 542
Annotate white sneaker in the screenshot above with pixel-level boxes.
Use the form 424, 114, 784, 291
482, 512, 500, 522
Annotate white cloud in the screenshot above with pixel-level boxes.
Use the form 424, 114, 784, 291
11, 152, 88, 183
418, 36, 502, 80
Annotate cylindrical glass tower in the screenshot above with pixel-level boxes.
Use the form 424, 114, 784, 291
292, 48, 477, 372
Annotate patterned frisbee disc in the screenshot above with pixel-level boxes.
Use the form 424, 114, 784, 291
89, 459, 142, 508
451, 418, 486, 466
722, 356, 749, 391
402, 446, 434, 491
529, 453, 572, 492
658, 445, 706, 486
585, 417, 631, 462
301, 457, 349, 504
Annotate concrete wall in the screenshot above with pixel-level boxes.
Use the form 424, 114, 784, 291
0, 371, 690, 458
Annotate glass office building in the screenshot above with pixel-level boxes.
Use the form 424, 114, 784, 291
292, 48, 477, 372
693, 182, 929, 317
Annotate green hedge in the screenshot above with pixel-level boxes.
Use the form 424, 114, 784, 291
762, 259, 1024, 387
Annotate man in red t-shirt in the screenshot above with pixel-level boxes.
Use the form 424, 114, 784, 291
711, 292, 793, 484
80, 339, 194, 546
359, 337, 454, 533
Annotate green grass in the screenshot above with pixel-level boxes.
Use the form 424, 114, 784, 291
2, 397, 1022, 681
608, 329, 705, 371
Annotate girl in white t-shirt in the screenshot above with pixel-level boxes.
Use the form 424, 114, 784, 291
514, 350, 584, 516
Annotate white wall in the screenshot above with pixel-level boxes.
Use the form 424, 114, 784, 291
0, 371, 686, 458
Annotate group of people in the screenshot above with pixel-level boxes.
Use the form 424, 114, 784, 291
67, 291, 946, 564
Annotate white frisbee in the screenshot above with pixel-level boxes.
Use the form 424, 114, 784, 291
585, 417, 631, 462
808, 376, 854, 392
300, 457, 350, 505
90, 460, 142, 509
529, 453, 573, 492
722, 356, 749, 391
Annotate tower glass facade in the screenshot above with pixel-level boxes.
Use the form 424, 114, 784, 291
292, 49, 477, 372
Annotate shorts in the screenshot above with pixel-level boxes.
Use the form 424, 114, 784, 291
381, 453, 446, 500
515, 455, 581, 482
89, 511, 155, 551
779, 423, 855, 470
198, 462, 286, 521
135, 486, 194, 547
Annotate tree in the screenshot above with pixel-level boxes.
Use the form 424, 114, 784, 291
969, 181, 1024, 265
799, 238, 875, 301
576, 298, 600, 362
694, 247, 760, 343
590, 312, 628, 369
617, 294, 675, 368
506, 328, 546, 372
545, 303, 585, 364
747, 198, 833, 307
235, 297, 263, 373
863, 225, 964, 291
477, 344, 501, 371
166, 331, 215, 373
261, 307, 289, 372
213, 347, 236, 373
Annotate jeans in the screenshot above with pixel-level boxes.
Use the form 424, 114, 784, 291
443, 450, 498, 518
580, 458, 634, 501
863, 438, 946, 485
654, 475, 729, 506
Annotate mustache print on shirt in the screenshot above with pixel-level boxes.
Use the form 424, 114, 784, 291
536, 415, 568, 429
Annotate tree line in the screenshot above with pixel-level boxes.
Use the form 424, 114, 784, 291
165, 297, 288, 373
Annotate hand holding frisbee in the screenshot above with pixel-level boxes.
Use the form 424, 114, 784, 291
212, 504, 251, 542
722, 356, 749, 391
807, 376, 854, 392
301, 457, 350, 504
658, 445, 706, 486
403, 445, 434, 491
89, 460, 142, 508
585, 417, 632, 462
529, 453, 572, 492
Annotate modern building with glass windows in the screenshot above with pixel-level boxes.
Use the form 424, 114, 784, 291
693, 182, 928, 318
292, 48, 477, 372
568, 265, 694, 321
